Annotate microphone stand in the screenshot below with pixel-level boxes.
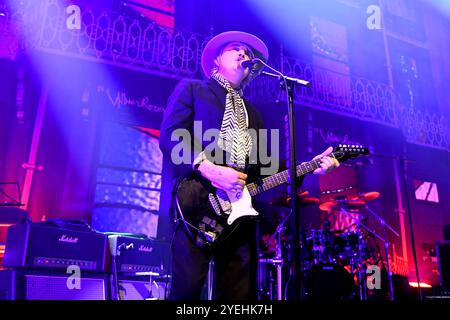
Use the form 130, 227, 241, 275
371, 152, 422, 300
255, 59, 311, 300
260, 71, 311, 87
398, 154, 423, 300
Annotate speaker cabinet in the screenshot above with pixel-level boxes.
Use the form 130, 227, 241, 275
0, 270, 17, 300
116, 276, 167, 300
0, 269, 108, 300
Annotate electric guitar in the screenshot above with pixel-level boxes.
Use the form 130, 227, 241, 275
174, 144, 369, 248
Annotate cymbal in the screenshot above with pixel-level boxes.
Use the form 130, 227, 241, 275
319, 201, 364, 212
335, 197, 366, 206
319, 197, 365, 212
319, 201, 337, 212
346, 191, 380, 203
319, 191, 380, 212
359, 191, 380, 202
270, 191, 320, 208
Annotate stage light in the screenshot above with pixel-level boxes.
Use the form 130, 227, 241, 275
409, 282, 432, 288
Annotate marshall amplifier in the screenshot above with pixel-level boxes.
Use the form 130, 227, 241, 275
116, 277, 168, 300
3, 222, 110, 272
0, 269, 108, 300
108, 235, 169, 275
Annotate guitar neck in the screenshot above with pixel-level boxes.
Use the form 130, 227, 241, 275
246, 155, 328, 197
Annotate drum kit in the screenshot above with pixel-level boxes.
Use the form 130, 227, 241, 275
258, 189, 399, 300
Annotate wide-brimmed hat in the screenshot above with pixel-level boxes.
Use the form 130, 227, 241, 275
201, 31, 269, 78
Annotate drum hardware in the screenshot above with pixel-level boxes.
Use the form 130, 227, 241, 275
334, 193, 399, 301
319, 191, 380, 213
259, 190, 400, 300
302, 262, 358, 300
329, 199, 370, 300
304, 227, 336, 265
263, 190, 322, 300
362, 204, 400, 301
270, 190, 320, 208
261, 190, 320, 301
258, 210, 291, 301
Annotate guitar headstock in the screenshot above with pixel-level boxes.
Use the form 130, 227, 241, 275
333, 144, 369, 162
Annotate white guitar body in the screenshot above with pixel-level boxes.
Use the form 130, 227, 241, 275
224, 186, 259, 225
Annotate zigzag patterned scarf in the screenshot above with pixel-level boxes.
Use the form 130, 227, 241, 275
211, 69, 252, 170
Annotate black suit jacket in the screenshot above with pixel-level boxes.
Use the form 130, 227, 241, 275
158, 78, 267, 237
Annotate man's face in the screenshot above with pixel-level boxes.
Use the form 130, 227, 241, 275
215, 42, 254, 83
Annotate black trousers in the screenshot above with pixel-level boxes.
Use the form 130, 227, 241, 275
169, 220, 258, 300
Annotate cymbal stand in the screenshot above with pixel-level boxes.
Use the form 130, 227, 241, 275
338, 205, 367, 300
356, 221, 386, 299
357, 226, 368, 300
364, 204, 399, 301
337, 204, 370, 300
259, 246, 283, 300
259, 210, 292, 300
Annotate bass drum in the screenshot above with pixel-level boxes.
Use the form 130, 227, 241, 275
284, 263, 358, 300
303, 263, 358, 300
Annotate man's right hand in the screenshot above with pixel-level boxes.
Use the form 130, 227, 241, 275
197, 159, 247, 194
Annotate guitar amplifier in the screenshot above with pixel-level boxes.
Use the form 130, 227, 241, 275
3, 223, 110, 272
0, 269, 108, 300
117, 277, 167, 300
108, 235, 169, 275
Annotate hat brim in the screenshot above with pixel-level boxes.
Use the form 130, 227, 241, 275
201, 31, 269, 78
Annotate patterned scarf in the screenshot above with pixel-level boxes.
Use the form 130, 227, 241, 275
211, 69, 252, 170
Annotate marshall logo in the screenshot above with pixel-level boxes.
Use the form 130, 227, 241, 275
58, 235, 79, 243
138, 245, 153, 253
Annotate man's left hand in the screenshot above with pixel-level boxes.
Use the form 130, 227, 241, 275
312, 146, 340, 175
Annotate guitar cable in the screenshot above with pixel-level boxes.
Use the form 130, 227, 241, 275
174, 192, 205, 237
174, 189, 218, 244
164, 190, 216, 299
164, 219, 181, 300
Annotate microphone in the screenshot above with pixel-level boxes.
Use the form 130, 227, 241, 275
241, 58, 260, 69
